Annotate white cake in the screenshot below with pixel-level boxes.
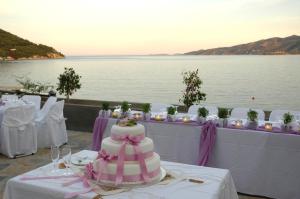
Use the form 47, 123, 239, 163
90, 122, 161, 185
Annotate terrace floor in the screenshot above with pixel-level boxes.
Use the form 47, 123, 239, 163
0, 131, 267, 199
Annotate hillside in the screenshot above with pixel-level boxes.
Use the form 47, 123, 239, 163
0, 28, 64, 60
184, 35, 300, 55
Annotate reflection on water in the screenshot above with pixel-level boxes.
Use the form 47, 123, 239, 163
0, 55, 300, 111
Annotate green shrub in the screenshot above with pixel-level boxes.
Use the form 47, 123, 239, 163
167, 106, 176, 115
218, 108, 228, 119
247, 109, 258, 121
198, 107, 209, 117
142, 103, 151, 113
283, 112, 294, 124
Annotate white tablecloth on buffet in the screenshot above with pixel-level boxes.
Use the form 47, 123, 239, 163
4, 150, 238, 199
102, 118, 300, 199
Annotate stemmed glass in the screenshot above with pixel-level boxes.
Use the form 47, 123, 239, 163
61, 145, 72, 175
51, 145, 60, 172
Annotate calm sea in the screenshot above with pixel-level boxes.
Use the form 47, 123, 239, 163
0, 55, 300, 111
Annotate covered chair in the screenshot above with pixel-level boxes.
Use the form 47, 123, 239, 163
37, 96, 57, 119
36, 100, 67, 148
230, 107, 265, 121
1, 94, 18, 101
0, 105, 37, 158
150, 103, 171, 113
269, 110, 295, 122
21, 95, 41, 112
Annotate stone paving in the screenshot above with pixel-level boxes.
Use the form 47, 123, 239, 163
0, 131, 268, 199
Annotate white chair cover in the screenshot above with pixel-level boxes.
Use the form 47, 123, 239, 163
230, 107, 265, 121
37, 96, 57, 120
187, 105, 200, 115
150, 103, 171, 112
22, 95, 41, 112
269, 110, 300, 122
36, 100, 67, 148
269, 110, 289, 122
1, 94, 18, 101
0, 105, 37, 158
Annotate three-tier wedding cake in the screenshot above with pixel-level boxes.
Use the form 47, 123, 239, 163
86, 120, 161, 186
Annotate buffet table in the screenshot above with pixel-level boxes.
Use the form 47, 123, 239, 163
100, 118, 300, 199
4, 150, 238, 199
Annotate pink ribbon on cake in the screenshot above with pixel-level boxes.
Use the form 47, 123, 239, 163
95, 149, 116, 182
111, 133, 150, 185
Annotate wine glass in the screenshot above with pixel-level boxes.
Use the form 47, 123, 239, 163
61, 145, 72, 175
51, 145, 60, 172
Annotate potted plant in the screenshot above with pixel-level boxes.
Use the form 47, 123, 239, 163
121, 101, 130, 118
99, 102, 111, 118
142, 103, 151, 121
57, 67, 81, 102
282, 112, 294, 132
179, 69, 206, 110
218, 107, 228, 127
197, 107, 209, 124
167, 106, 176, 122
246, 109, 258, 129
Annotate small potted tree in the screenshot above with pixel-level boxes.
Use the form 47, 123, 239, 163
282, 112, 294, 132
99, 102, 111, 118
57, 67, 81, 102
121, 101, 130, 118
179, 69, 206, 111
197, 107, 209, 124
167, 106, 176, 122
142, 103, 151, 121
247, 109, 258, 129
218, 107, 228, 127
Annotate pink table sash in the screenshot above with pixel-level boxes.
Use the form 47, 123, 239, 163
198, 121, 217, 166
92, 116, 108, 151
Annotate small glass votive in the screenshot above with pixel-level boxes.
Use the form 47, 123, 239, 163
235, 120, 243, 128
182, 115, 190, 123
265, 123, 273, 131
112, 111, 119, 118
154, 114, 163, 121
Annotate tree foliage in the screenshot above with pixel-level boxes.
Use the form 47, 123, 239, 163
57, 67, 81, 100
16, 76, 54, 94
180, 69, 206, 109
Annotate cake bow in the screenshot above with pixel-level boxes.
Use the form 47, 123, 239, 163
111, 133, 150, 185
96, 149, 116, 182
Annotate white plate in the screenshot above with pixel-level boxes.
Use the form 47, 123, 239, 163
71, 155, 94, 166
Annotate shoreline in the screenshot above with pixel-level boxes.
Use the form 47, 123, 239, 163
0, 57, 65, 62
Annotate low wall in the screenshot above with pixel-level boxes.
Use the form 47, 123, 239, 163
0, 90, 271, 132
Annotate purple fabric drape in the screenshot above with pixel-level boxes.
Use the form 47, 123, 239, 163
92, 117, 108, 151
198, 120, 217, 166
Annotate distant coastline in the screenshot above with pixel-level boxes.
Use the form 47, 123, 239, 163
0, 28, 64, 61
184, 35, 300, 55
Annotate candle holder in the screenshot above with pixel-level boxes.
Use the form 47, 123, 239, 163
265, 123, 273, 131
112, 111, 120, 118
154, 114, 164, 121
182, 116, 190, 123
235, 120, 243, 128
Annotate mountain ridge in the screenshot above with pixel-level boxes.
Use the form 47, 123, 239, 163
184, 35, 300, 55
0, 28, 64, 60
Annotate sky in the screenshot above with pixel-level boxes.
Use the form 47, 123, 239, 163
1, 0, 300, 55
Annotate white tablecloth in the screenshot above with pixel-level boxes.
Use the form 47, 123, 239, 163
102, 118, 300, 199
4, 150, 238, 199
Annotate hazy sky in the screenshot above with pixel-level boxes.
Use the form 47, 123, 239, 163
1, 0, 300, 55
